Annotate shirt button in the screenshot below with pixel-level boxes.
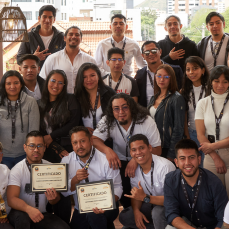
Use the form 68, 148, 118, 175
192, 189, 194, 191
196, 211, 197, 212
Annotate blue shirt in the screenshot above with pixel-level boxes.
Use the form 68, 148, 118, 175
164, 168, 228, 229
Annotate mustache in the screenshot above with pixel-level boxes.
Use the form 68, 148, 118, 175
77, 148, 85, 153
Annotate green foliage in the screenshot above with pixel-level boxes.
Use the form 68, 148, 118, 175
222, 7, 229, 33
141, 9, 157, 40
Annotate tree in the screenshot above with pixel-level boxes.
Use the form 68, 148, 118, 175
222, 7, 229, 34
141, 9, 157, 41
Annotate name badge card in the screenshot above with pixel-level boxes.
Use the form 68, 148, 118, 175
76, 179, 116, 214
31, 163, 68, 193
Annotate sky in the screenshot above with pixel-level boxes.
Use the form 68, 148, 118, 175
134, 0, 145, 6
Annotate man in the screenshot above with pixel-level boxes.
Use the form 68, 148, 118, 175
95, 14, 146, 77
164, 139, 228, 229
18, 54, 44, 101
222, 202, 229, 229
17, 5, 66, 69
7, 131, 70, 229
119, 134, 175, 229
158, 15, 199, 71
40, 25, 96, 93
103, 47, 139, 102
93, 93, 161, 208
135, 41, 183, 107
61, 126, 122, 229
197, 12, 229, 72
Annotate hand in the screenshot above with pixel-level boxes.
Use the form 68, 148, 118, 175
45, 188, 58, 201
125, 158, 138, 178
105, 148, 121, 170
74, 167, 89, 182
125, 181, 146, 201
169, 47, 185, 60
213, 156, 227, 174
59, 150, 69, 158
34, 46, 51, 61
86, 127, 94, 136
199, 142, 215, 155
133, 210, 149, 229
44, 135, 53, 148
26, 206, 44, 223
0, 151, 3, 163
0, 218, 9, 223
92, 207, 105, 214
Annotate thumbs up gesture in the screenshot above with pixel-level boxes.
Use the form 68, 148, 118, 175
124, 181, 147, 201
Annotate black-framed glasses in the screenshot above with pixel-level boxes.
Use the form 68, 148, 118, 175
143, 49, 158, 56
26, 144, 44, 150
156, 75, 170, 79
50, 78, 65, 86
109, 58, 124, 62
113, 105, 129, 113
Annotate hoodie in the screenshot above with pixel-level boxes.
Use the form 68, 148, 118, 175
0, 91, 40, 158
158, 35, 199, 70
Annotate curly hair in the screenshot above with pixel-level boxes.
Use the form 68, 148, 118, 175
103, 93, 149, 138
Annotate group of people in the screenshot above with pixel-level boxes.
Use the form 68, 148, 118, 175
0, 4, 229, 229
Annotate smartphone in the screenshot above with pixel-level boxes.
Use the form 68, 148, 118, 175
208, 135, 215, 143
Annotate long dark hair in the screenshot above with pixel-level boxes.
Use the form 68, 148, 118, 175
74, 62, 105, 118
103, 93, 149, 138
0, 70, 25, 106
39, 69, 70, 131
207, 65, 229, 96
181, 56, 209, 108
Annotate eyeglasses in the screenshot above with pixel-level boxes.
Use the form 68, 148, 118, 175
50, 78, 65, 86
26, 144, 44, 150
156, 75, 170, 79
143, 49, 158, 56
113, 105, 129, 113
109, 58, 124, 62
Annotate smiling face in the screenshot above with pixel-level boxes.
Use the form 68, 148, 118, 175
19, 59, 40, 82
155, 68, 171, 90
174, 148, 201, 178
186, 62, 205, 86
142, 43, 162, 65
83, 68, 99, 91
206, 16, 225, 37
38, 11, 55, 30
130, 140, 152, 166
165, 17, 182, 37
64, 28, 82, 49
211, 74, 229, 95
110, 17, 128, 37
5, 76, 22, 99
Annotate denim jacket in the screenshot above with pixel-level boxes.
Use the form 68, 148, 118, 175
148, 91, 185, 159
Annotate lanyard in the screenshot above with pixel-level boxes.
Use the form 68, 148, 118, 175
116, 120, 136, 160
89, 87, 100, 130
181, 170, 202, 223
7, 99, 20, 143
25, 159, 42, 209
109, 73, 123, 92
210, 34, 225, 67
147, 71, 154, 89
111, 37, 126, 50
191, 85, 205, 110
140, 160, 154, 195
211, 93, 229, 141
77, 147, 95, 183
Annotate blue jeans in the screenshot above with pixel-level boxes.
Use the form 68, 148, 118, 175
2, 154, 26, 169
188, 127, 204, 167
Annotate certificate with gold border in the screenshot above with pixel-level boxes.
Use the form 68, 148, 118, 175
31, 163, 68, 193
76, 179, 116, 214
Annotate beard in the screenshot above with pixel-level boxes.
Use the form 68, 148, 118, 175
181, 166, 199, 178
69, 44, 77, 48
119, 120, 128, 125
77, 148, 91, 159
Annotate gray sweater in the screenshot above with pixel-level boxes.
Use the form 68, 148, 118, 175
0, 91, 40, 158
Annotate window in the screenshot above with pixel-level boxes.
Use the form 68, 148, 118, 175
47, 0, 51, 3
23, 11, 32, 20
12, 0, 31, 2
36, 11, 39, 19
35, 0, 44, 2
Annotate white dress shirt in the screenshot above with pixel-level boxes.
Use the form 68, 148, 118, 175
224, 202, 229, 224
61, 148, 123, 210
40, 48, 97, 93
25, 81, 42, 101
82, 106, 103, 129
95, 36, 147, 77
131, 155, 176, 196
93, 115, 161, 161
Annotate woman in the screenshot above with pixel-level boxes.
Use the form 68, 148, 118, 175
181, 56, 209, 167
74, 62, 116, 135
39, 70, 81, 163
0, 70, 39, 169
148, 64, 185, 161
195, 65, 229, 196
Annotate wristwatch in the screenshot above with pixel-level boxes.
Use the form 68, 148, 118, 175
143, 194, 150, 203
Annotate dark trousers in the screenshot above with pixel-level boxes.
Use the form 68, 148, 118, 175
119, 160, 131, 209
0, 223, 14, 229
8, 209, 70, 229
70, 201, 119, 229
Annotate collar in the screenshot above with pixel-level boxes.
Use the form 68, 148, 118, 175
175, 35, 184, 44
25, 81, 39, 93
111, 35, 126, 44
147, 60, 164, 73
63, 47, 82, 57
75, 147, 96, 163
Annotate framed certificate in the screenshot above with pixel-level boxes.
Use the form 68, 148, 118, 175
76, 179, 116, 214
31, 163, 68, 193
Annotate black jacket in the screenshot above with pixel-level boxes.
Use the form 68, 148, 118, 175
22, 75, 45, 96
158, 35, 199, 70
148, 91, 185, 159
135, 62, 183, 107
17, 25, 66, 69
197, 33, 229, 66
100, 85, 116, 113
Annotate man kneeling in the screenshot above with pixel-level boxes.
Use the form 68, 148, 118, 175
119, 134, 175, 229
7, 131, 70, 229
